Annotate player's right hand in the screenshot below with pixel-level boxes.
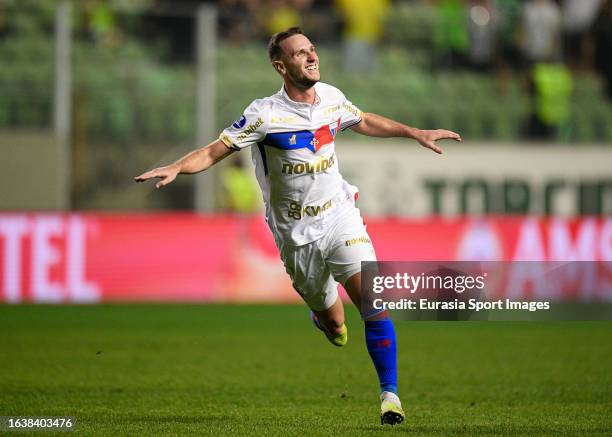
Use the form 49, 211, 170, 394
134, 164, 180, 189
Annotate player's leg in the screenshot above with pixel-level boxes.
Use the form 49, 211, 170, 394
344, 273, 397, 393
326, 210, 404, 425
343, 272, 404, 425
310, 295, 348, 347
311, 294, 345, 335
279, 240, 347, 346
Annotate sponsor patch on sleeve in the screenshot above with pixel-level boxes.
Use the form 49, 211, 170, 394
232, 115, 247, 129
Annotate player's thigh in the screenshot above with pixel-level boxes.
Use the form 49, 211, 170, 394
279, 242, 339, 312
325, 209, 377, 295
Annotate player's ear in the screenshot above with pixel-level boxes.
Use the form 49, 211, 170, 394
272, 60, 286, 76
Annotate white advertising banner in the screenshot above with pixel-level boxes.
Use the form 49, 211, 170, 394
336, 142, 612, 217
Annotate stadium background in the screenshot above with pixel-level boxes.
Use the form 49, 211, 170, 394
0, 1, 611, 435
1, 0, 610, 304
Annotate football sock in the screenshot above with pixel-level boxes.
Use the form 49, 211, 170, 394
365, 318, 397, 395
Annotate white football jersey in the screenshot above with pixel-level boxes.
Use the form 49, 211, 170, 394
219, 82, 363, 246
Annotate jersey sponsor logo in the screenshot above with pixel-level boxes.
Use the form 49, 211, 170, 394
342, 102, 361, 118
235, 117, 264, 142
324, 102, 360, 118
287, 199, 333, 220
345, 236, 371, 246
232, 115, 247, 129
323, 104, 342, 115
271, 116, 298, 123
263, 119, 341, 153
281, 153, 336, 174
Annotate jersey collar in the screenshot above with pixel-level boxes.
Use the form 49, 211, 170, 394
279, 83, 321, 107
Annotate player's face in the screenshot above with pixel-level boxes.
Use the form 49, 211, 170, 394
278, 34, 320, 89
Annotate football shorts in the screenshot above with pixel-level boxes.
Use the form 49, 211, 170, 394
279, 207, 377, 311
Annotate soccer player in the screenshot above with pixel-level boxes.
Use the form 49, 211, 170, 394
135, 27, 461, 425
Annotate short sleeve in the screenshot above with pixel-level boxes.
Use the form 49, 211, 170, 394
219, 100, 268, 150
338, 94, 363, 131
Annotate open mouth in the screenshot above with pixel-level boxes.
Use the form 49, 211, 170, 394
306, 64, 319, 71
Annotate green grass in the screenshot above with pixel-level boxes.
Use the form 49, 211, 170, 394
0, 305, 610, 436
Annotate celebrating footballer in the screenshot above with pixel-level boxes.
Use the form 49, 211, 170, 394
135, 27, 461, 425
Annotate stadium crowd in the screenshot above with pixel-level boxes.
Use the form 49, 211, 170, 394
2, 0, 611, 146
214, 0, 611, 85
214, 0, 612, 140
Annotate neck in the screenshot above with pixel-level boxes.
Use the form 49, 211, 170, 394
284, 81, 317, 104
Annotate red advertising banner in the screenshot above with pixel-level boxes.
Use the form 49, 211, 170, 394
0, 213, 610, 303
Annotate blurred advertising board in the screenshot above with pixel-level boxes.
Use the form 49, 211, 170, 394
337, 142, 612, 217
0, 213, 610, 303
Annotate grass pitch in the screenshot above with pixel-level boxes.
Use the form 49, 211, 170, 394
0, 305, 610, 436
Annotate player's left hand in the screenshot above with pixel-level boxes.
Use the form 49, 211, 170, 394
416, 129, 462, 154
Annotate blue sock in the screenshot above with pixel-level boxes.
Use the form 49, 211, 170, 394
364, 318, 397, 395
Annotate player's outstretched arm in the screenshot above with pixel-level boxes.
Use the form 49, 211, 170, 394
350, 112, 462, 155
134, 139, 234, 188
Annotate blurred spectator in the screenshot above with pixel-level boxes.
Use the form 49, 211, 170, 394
466, 0, 499, 70
219, 0, 264, 43
220, 155, 260, 214
433, 0, 469, 68
263, 0, 301, 35
298, 0, 340, 44
82, 0, 120, 46
519, 0, 562, 65
260, 0, 314, 36
218, 0, 242, 42
527, 62, 573, 139
592, 0, 612, 99
561, 0, 602, 69
492, 0, 522, 68
335, 0, 390, 73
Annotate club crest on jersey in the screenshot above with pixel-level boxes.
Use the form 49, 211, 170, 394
307, 125, 330, 152
232, 115, 247, 129
309, 118, 341, 152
